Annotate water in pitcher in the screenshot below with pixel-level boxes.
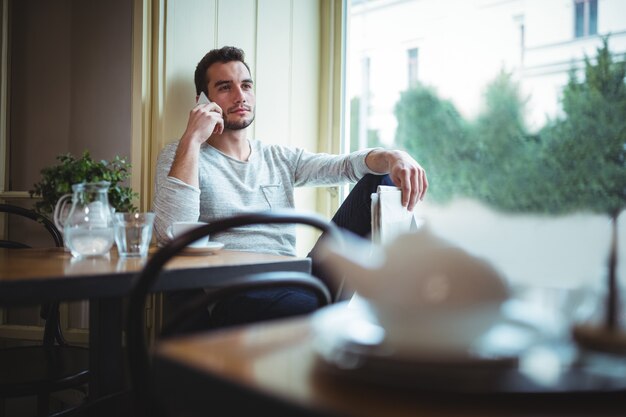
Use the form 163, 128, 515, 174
65, 227, 115, 257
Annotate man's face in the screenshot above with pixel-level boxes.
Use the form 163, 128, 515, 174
206, 61, 255, 131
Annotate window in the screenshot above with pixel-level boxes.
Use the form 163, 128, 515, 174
575, 0, 598, 38
361, 56, 371, 117
345, 0, 626, 293
407, 47, 419, 87
350, 56, 375, 152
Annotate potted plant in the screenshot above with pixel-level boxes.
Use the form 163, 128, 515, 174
29, 151, 138, 216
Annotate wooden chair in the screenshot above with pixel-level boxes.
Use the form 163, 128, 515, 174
126, 210, 342, 417
0, 204, 90, 417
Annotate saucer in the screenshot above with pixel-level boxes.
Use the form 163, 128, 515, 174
311, 301, 542, 391
180, 241, 225, 255
312, 302, 626, 395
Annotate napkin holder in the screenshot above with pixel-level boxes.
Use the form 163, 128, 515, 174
371, 186, 422, 245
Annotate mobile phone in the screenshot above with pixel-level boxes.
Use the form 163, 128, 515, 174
198, 91, 211, 105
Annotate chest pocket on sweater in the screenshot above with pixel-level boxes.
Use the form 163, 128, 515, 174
260, 184, 289, 210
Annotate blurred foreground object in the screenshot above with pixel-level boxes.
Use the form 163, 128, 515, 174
573, 214, 626, 355
314, 226, 510, 354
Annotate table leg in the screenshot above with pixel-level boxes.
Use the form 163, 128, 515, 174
89, 297, 125, 398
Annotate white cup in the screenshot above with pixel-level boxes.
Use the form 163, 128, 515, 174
167, 221, 209, 248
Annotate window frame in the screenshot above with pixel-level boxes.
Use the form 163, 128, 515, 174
407, 47, 419, 88
574, 0, 598, 38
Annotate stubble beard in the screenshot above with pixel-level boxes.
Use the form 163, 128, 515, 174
223, 111, 255, 131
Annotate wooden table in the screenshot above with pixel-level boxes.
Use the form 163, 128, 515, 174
154, 313, 626, 417
0, 247, 311, 398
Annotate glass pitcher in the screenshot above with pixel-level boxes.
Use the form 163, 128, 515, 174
54, 181, 115, 258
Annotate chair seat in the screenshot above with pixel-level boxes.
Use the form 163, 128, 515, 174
0, 345, 90, 397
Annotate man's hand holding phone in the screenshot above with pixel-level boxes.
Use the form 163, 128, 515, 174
183, 92, 224, 145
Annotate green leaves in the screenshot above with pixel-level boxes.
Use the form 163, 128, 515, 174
395, 85, 474, 203
30, 151, 138, 215
541, 37, 626, 216
394, 37, 625, 216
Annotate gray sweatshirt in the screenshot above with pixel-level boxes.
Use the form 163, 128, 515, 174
153, 139, 376, 256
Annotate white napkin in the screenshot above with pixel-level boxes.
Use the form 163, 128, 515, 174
371, 186, 421, 244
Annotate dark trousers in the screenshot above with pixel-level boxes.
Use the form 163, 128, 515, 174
167, 174, 393, 331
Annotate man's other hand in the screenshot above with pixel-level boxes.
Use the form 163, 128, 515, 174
366, 149, 428, 211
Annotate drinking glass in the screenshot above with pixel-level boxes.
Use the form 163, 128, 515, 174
114, 213, 155, 258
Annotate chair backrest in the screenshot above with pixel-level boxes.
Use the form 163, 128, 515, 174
0, 203, 63, 248
126, 210, 342, 416
0, 204, 67, 347
159, 270, 331, 338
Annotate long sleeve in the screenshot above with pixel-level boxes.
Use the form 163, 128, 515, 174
151, 140, 381, 255
293, 147, 376, 186
152, 143, 202, 245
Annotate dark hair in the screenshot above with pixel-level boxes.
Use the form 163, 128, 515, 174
194, 46, 251, 96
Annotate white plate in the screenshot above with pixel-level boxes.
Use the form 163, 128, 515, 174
180, 241, 225, 255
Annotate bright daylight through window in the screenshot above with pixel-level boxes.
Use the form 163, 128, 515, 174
344, 0, 626, 307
